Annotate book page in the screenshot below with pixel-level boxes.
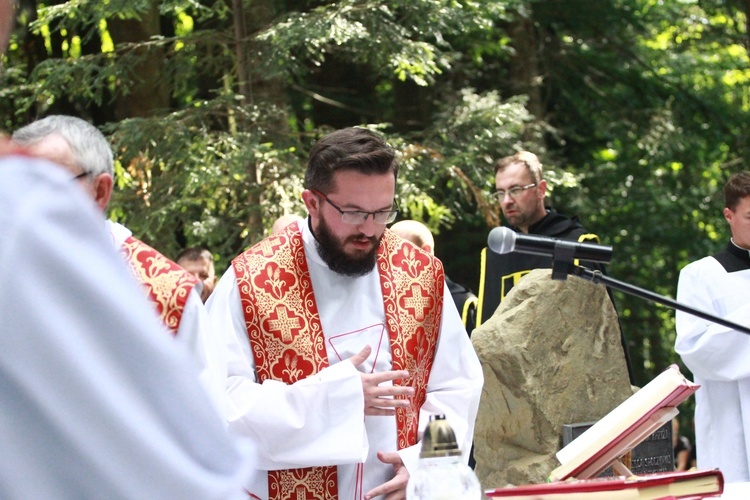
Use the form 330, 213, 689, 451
551, 364, 698, 481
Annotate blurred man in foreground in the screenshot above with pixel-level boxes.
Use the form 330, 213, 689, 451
0, 4, 252, 493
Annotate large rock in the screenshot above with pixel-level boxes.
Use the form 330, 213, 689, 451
472, 268, 633, 489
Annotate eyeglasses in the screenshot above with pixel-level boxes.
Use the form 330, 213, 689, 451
494, 183, 537, 201
312, 190, 398, 225
71, 171, 91, 182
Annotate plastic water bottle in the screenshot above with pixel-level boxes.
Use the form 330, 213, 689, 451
406, 414, 482, 500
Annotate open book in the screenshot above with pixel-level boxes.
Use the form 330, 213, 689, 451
485, 468, 724, 499
549, 364, 699, 482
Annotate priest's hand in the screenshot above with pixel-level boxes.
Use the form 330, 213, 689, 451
349, 345, 414, 416
364, 450, 408, 500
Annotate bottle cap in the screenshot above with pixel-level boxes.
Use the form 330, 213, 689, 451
419, 414, 462, 458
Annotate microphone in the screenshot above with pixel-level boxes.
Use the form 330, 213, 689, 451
487, 226, 612, 263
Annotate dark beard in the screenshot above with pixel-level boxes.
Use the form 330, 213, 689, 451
314, 217, 379, 277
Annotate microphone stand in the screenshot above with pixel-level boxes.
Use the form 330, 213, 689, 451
550, 255, 750, 336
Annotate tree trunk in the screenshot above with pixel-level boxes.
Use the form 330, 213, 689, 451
243, 0, 288, 140
107, 1, 170, 119
232, 0, 289, 236
507, 12, 544, 120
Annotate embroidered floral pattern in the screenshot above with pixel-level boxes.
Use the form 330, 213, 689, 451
270, 466, 337, 500
234, 227, 335, 499
233, 226, 444, 499
380, 230, 443, 448
120, 237, 197, 335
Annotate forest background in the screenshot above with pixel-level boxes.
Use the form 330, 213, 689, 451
2, 0, 748, 437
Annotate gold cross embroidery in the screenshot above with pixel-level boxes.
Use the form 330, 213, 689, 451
404, 283, 431, 321
268, 304, 303, 342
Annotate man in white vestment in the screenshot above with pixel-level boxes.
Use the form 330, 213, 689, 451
1, 7, 257, 496
0, 146, 254, 497
208, 127, 483, 499
12, 116, 226, 413
676, 171, 750, 483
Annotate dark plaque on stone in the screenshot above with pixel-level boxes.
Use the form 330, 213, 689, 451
561, 420, 674, 476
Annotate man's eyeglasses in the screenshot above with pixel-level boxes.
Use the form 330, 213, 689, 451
71, 171, 91, 182
493, 183, 537, 201
312, 190, 398, 225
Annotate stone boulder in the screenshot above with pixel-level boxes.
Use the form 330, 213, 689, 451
471, 268, 633, 489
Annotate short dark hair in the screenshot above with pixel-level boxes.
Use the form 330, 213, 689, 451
493, 151, 543, 184
725, 172, 750, 211
175, 247, 213, 264
304, 127, 398, 193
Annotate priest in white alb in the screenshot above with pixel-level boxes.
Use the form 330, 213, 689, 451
208, 127, 483, 500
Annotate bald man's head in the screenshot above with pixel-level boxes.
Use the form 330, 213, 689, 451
271, 214, 304, 235
390, 220, 435, 254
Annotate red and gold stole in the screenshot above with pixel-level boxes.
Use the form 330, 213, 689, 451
120, 237, 198, 335
233, 223, 444, 500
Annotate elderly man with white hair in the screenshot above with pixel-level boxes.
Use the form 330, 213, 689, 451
12, 115, 227, 413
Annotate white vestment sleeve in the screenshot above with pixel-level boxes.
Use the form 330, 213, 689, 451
397, 281, 484, 474
0, 158, 253, 499
175, 289, 229, 417
208, 267, 368, 470
108, 220, 228, 416
676, 257, 750, 381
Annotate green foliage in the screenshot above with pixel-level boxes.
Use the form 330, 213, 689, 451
2, 0, 749, 397
535, 0, 747, 384
104, 96, 306, 269
32, 0, 152, 37
256, 0, 515, 85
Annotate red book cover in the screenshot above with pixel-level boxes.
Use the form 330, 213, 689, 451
486, 469, 724, 499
